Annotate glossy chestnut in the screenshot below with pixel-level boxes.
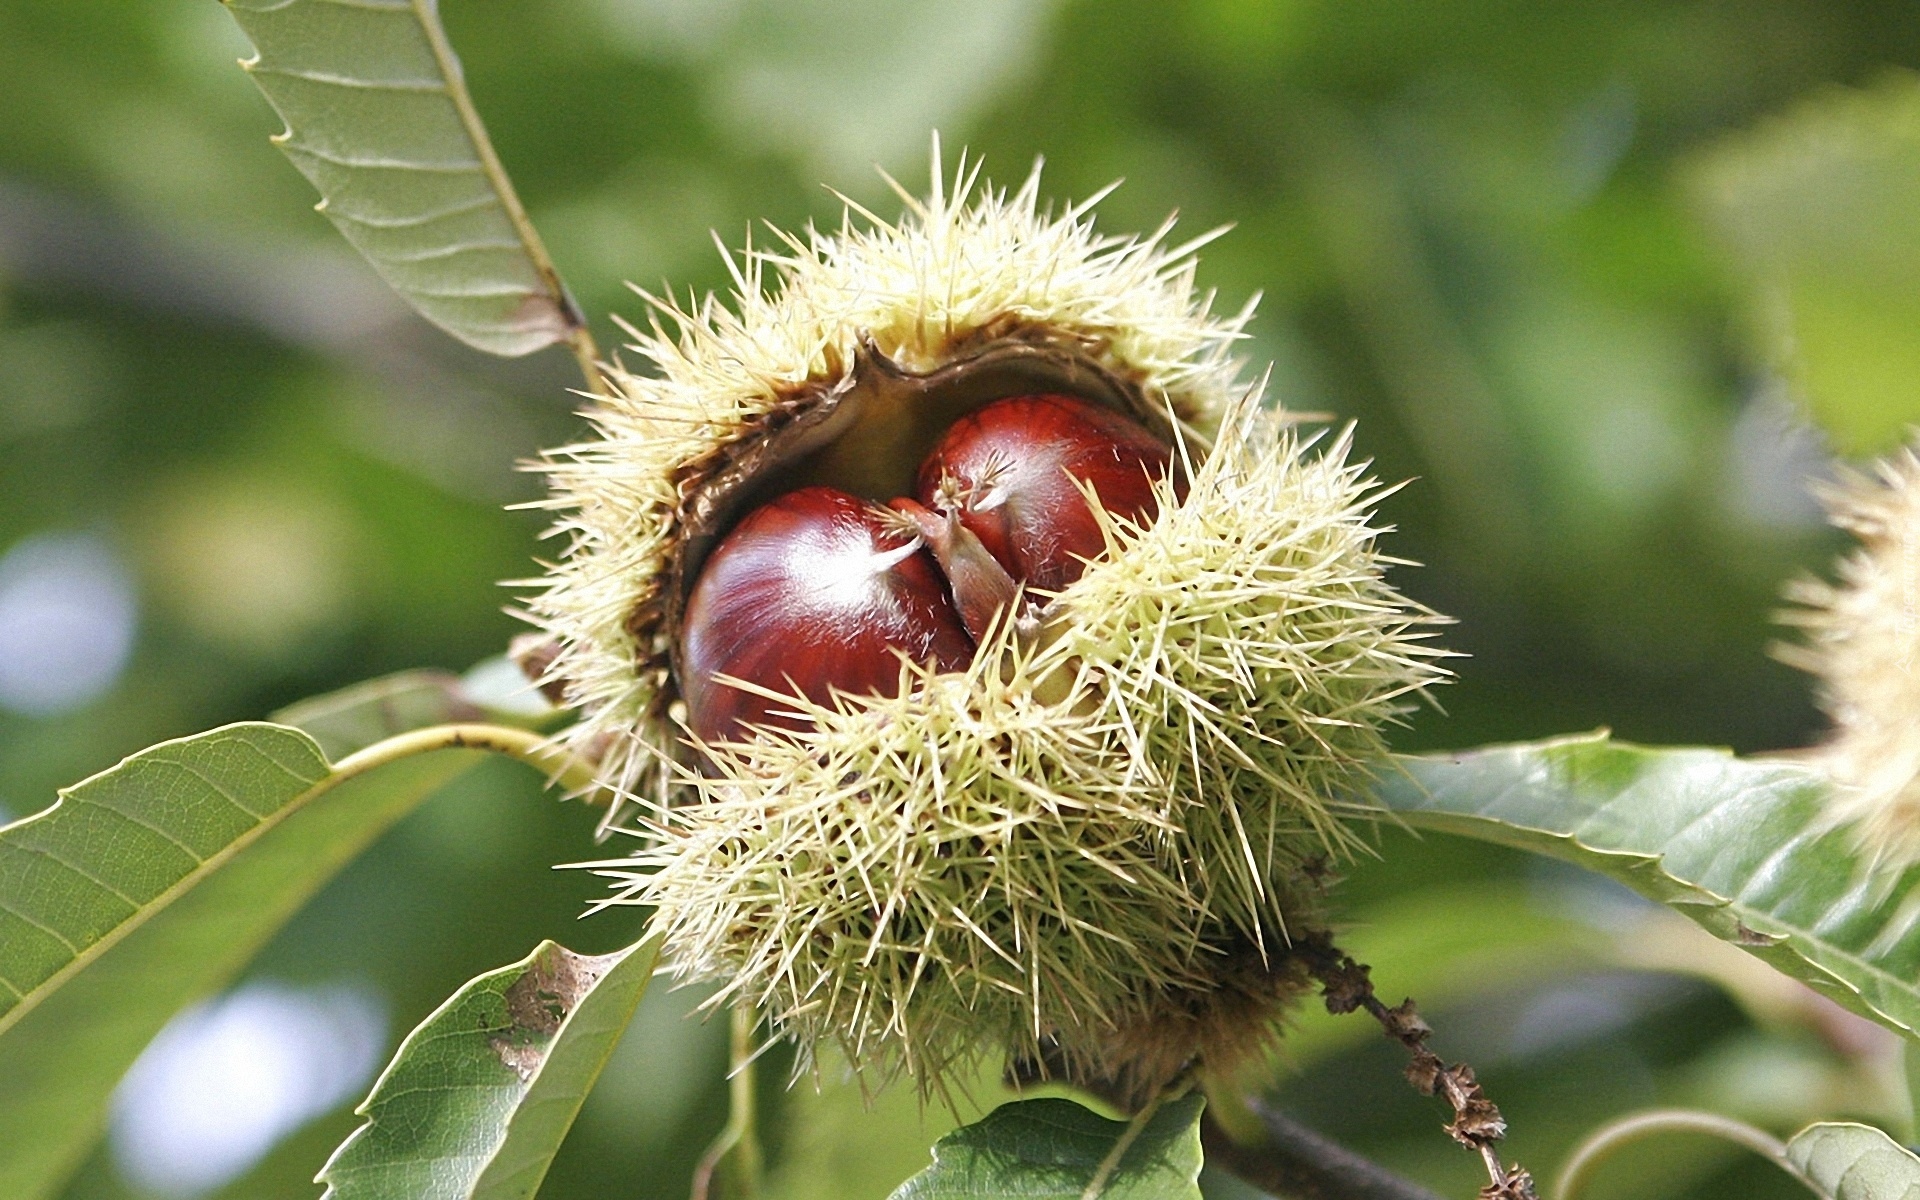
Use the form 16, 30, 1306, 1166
679, 486, 974, 744
915, 393, 1181, 596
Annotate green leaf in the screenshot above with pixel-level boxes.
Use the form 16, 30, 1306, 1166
1689, 74, 1920, 453
1786, 1122, 1920, 1200
1372, 732, 1920, 1040
0, 706, 492, 1198
220, 0, 583, 357
889, 1095, 1206, 1200
319, 936, 662, 1200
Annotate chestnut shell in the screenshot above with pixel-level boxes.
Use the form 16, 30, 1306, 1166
917, 392, 1181, 595
679, 486, 973, 744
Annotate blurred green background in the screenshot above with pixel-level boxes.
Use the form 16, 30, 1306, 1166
5, 0, 1920, 1197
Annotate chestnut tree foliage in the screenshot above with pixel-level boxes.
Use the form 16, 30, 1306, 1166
7, 2, 1920, 1200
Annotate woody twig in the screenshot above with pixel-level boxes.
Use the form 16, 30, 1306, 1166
1297, 933, 1536, 1200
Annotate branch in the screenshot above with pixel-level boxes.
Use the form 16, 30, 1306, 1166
1296, 933, 1538, 1200
1201, 1102, 1446, 1200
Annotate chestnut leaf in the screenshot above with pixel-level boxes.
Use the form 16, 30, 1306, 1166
889, 1095, 1206, 1200
1785, 1122, 1920, 1200
219, 0, 584, 358
0, 724, 480, 1199
0, 666, 544, 1200
1373, 732, 1920, 1041
319, 936, 662, 1200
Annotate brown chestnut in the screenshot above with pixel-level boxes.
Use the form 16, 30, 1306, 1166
680, 486, 973, 744
916, 393, 1181, 596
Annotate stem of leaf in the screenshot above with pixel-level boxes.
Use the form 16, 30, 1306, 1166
330, 723, 605, 802
1553, 1110, 1826, 1200
1904, 1040, 1920, 1143
1080, 1076, 1187, 1200
407, 0, 607, 398
567, 326, 608, 397
691, 1004, 762, 1200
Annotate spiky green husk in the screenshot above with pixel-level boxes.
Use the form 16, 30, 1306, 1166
1780, 435, 1920, 867
533, 153, 1449, 1095
524, 155, 1251, 810
592, 393, 1447, 1093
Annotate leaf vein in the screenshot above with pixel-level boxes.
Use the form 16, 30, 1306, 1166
398, 282, 541, 300
249, 66, 449, 94
323, 193, 497, 228
278, 142, 483, 172
0, 900, 83, 954
380, 238, 527, 263
147, 760, 274, 823
0, 841, 147, 907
